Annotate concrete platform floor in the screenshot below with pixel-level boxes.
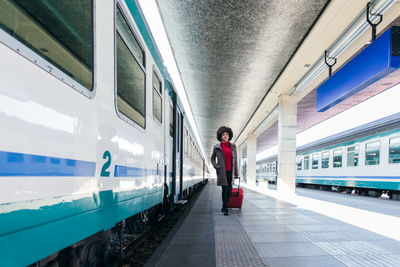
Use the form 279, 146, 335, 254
145, 180, 400, 267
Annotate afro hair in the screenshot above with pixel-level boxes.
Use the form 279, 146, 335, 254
216, 126, 233, 141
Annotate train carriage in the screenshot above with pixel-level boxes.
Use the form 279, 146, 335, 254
0, 0, 205, 265
256, 114, 400, 196
296, 127, 400, 192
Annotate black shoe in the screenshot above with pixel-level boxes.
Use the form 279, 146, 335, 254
224, 211, 229, 216
221, 207, 228, 213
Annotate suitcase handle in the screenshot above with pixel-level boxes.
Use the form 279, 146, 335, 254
232, 177, 240, 196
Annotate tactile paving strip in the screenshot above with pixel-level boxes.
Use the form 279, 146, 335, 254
335, 254, 400, 267
214, 213, 268, 267
315, 241, 389, 255
288, 223, 334, 232
300, 231, 354, 242
314, 241, 400, 267
289, 223, 400, 266
211, 185, 268, 267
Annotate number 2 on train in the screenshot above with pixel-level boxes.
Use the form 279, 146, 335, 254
101, 151, 112, 177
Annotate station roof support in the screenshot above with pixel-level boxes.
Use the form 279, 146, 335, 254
277, 94, 297, 194
246, 133, 257, 186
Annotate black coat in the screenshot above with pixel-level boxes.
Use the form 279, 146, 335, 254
210, 142, 239, 186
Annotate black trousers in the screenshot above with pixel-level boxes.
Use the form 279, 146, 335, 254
222, 170, 232, 209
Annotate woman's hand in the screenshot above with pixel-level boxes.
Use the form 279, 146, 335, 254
215, 165, 220, 169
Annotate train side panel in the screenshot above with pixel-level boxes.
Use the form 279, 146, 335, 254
0, 1, 164, 265
182, 120, 204, 193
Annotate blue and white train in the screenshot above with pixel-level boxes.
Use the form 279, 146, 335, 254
0, 0, 206, 265
256, 114, 400, 196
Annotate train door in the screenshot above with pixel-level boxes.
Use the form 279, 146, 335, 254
171, 92, 183, 201
178, 112, 184, 199
167, 99, 174, 200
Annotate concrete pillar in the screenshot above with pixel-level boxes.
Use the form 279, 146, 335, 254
237, 149, 242, 179
277, 94, 297, 194
246, 133, 257, 185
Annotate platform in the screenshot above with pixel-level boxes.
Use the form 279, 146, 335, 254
145, 180, 400, 267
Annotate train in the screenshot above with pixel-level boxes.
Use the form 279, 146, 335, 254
256, 113, 400, 198
0, 0, 207, 265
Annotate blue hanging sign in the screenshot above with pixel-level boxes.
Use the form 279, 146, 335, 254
316, 26, 400, 112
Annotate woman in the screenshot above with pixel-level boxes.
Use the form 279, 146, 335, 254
210, 126, 239, 216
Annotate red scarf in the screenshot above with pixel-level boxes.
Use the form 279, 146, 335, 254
221, 142, 232, 171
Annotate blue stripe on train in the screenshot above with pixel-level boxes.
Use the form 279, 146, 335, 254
114, 165, 164, 177
0, 150, 95, 176
0, 150, 165, 178
114, 165, 143, 177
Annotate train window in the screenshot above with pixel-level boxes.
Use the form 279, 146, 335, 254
321, 152, 329, 168
389, 137, 400, 164
190, 138, 193, 159
187, 137, 190, 158
333, 149, 342, 168
296, 157, 302, 170
153, 72, 162, 123
365, 141, 380, 165
116, 7, 146, 128
347, 145, 359, 167
304, 155, 309, 170
184, 135, 186, 156
116, 7, 145, 66
312, 153, 319, 169
188, 136, 191, 158
0, 0, 94, 91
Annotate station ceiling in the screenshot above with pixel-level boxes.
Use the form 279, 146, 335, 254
156, 0, 328, 157
156, 0, 400, 159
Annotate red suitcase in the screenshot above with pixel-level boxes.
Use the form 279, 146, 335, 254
228, 178, 243, 209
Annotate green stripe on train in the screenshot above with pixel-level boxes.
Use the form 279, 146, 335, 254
0, 189, 163, 266
296, 178, 400, 190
